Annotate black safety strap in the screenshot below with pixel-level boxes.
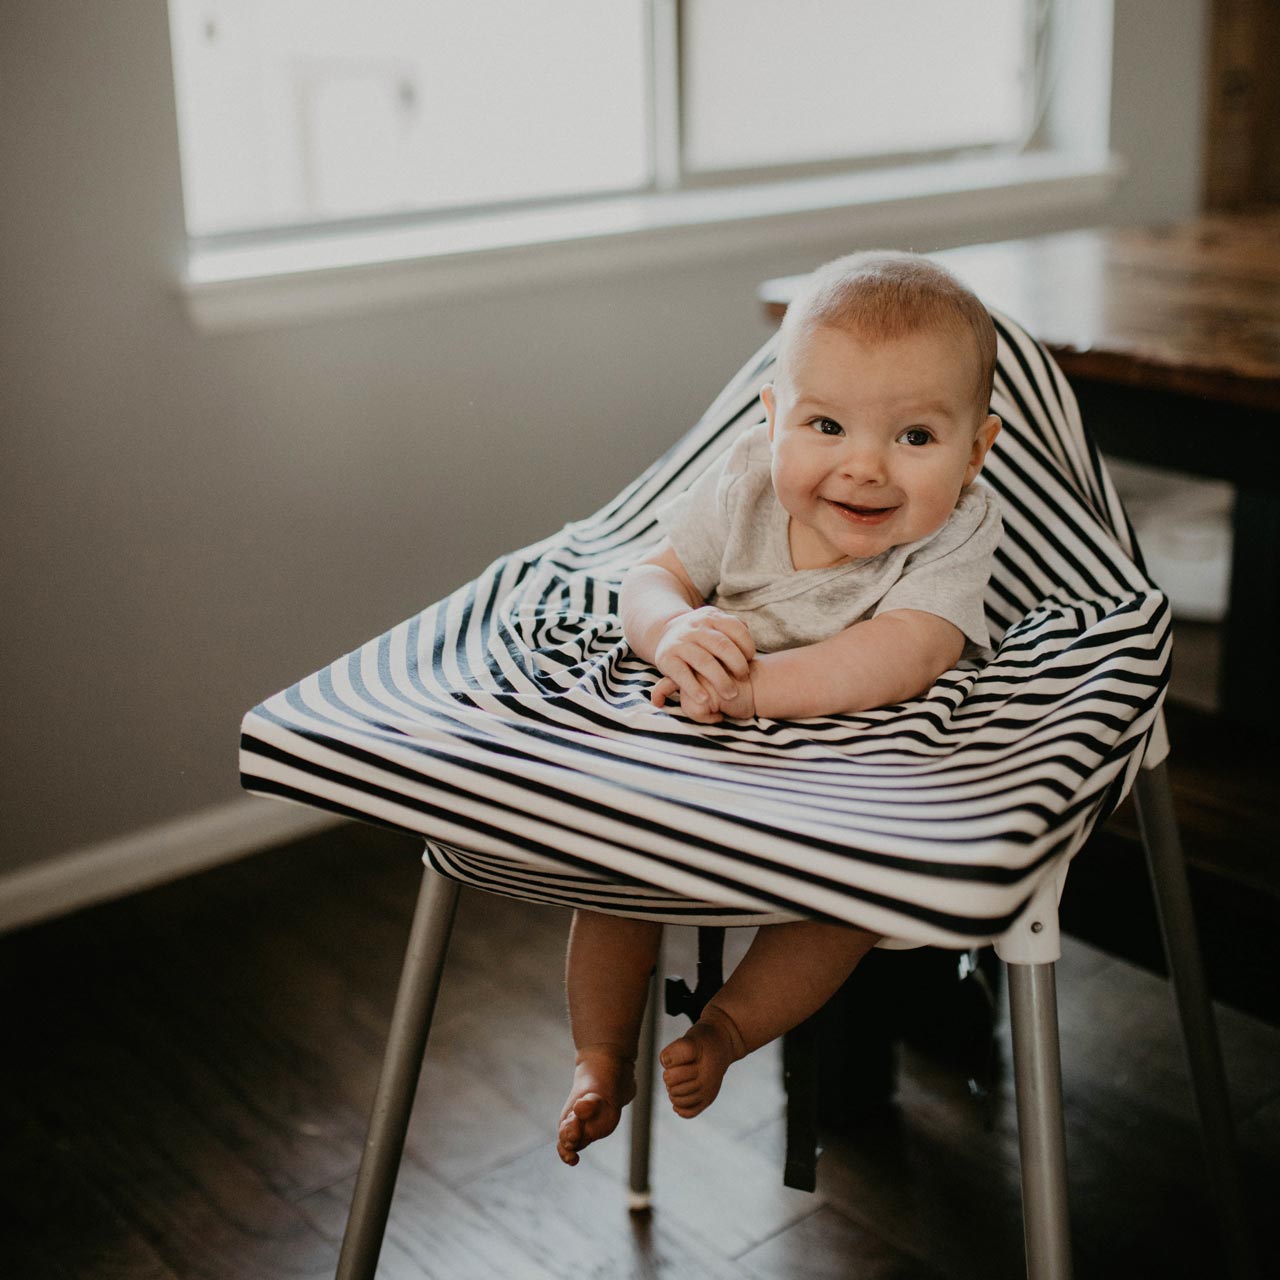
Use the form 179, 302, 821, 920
665, 926, 820, 1192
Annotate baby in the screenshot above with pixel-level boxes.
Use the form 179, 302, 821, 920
557, 250, 1003, 1166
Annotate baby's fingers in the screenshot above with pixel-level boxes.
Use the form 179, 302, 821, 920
710, 614, 757, 662
699, 630, 751, 682
678, 641, 744, 699
682, 673, 725, 723
655, 659, 719, 717
651, 676, 678, 707
682, 704, 724, 724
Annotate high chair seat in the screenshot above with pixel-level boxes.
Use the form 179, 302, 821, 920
240, 309, 1255, 1280
241, 314, 1167, 946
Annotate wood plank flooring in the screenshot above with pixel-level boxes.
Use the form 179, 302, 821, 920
1, 820, 1276, 1279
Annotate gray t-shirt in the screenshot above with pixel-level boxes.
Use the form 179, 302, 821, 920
657, 422, 1002, 657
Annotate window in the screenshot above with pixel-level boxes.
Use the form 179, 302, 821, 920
169, 0, 1040, 242
682, 1, 1032, 176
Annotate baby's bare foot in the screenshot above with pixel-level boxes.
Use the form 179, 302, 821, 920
557, 1047, 637, 1166
659, 1002, 746, 1118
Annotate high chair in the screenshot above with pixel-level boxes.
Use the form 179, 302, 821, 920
240, 311, 1256, 1280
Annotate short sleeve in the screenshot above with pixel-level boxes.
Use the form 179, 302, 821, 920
655, 436, 752, 597
873, 484, 1003, 650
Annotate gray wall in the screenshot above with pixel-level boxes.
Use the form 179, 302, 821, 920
0, 0, 1208, 877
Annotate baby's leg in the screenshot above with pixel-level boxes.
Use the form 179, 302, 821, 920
660, 921, 879, 1118
558, 909, 662, 1166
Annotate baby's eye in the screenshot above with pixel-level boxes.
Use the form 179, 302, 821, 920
899, 427, 933, 446
810, 417, 844, 436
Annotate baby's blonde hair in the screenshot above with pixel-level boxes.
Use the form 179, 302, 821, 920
778, 250, 997, 420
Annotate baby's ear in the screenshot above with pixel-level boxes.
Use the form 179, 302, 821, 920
761, 384, 777, 438
965, 414, 1002, 483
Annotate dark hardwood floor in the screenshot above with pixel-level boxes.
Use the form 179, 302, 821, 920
1, 809, 1277, 1280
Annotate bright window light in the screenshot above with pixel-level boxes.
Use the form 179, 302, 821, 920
683, 0, 1032, 172
169, 1, 651, 236
168, 0, 1038, 241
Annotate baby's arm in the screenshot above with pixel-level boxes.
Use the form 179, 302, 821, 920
621, 543, 755, 720
746, 609, 964, 719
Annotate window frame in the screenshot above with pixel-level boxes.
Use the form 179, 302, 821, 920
665, 0, 1044, 191
175, 0, 1120, 333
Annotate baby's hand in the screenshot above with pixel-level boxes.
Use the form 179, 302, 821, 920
653, 607, 755, 718
651, 676, 721, 723
652, 669, 756, 722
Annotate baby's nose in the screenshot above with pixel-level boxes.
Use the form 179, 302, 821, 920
838, 444, 887, 483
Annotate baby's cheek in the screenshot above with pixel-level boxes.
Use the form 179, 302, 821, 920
770, 468, 809, 516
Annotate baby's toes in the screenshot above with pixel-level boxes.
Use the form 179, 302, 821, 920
661, 1063, 699, 1091
660, 1059, 701, 1080
659, 1038, 699, 1070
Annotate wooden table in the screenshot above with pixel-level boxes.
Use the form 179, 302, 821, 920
761, 210, 1280, 728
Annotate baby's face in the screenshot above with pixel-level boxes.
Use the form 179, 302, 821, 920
762, 324, 1000, 567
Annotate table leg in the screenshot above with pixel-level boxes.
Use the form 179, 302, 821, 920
1220, 488, 1280, 730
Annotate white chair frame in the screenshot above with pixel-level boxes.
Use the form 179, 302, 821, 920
329, 734, 1258, 1280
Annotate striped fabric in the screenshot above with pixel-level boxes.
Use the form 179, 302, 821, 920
239, 311, 1170, 948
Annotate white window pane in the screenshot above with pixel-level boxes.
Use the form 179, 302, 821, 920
683, 0, 1031, 173
170, 1, 650, 236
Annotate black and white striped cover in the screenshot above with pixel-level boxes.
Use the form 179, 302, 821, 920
239, 312, 1170, 947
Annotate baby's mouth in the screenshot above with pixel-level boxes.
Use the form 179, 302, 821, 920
825, 498, 898, 525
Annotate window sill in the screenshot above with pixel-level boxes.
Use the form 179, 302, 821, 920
180, 150, 1124, 334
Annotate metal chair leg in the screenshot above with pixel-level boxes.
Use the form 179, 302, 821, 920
628, 945, 662, 1212
1008, 962, 1073, 1280
1133, 762, 1258, 1279
336, 866, 462, 1280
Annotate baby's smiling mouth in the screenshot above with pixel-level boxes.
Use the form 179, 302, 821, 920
825, 497, 899, 525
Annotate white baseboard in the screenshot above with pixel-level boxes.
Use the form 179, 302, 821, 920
0, 797, 345, 935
